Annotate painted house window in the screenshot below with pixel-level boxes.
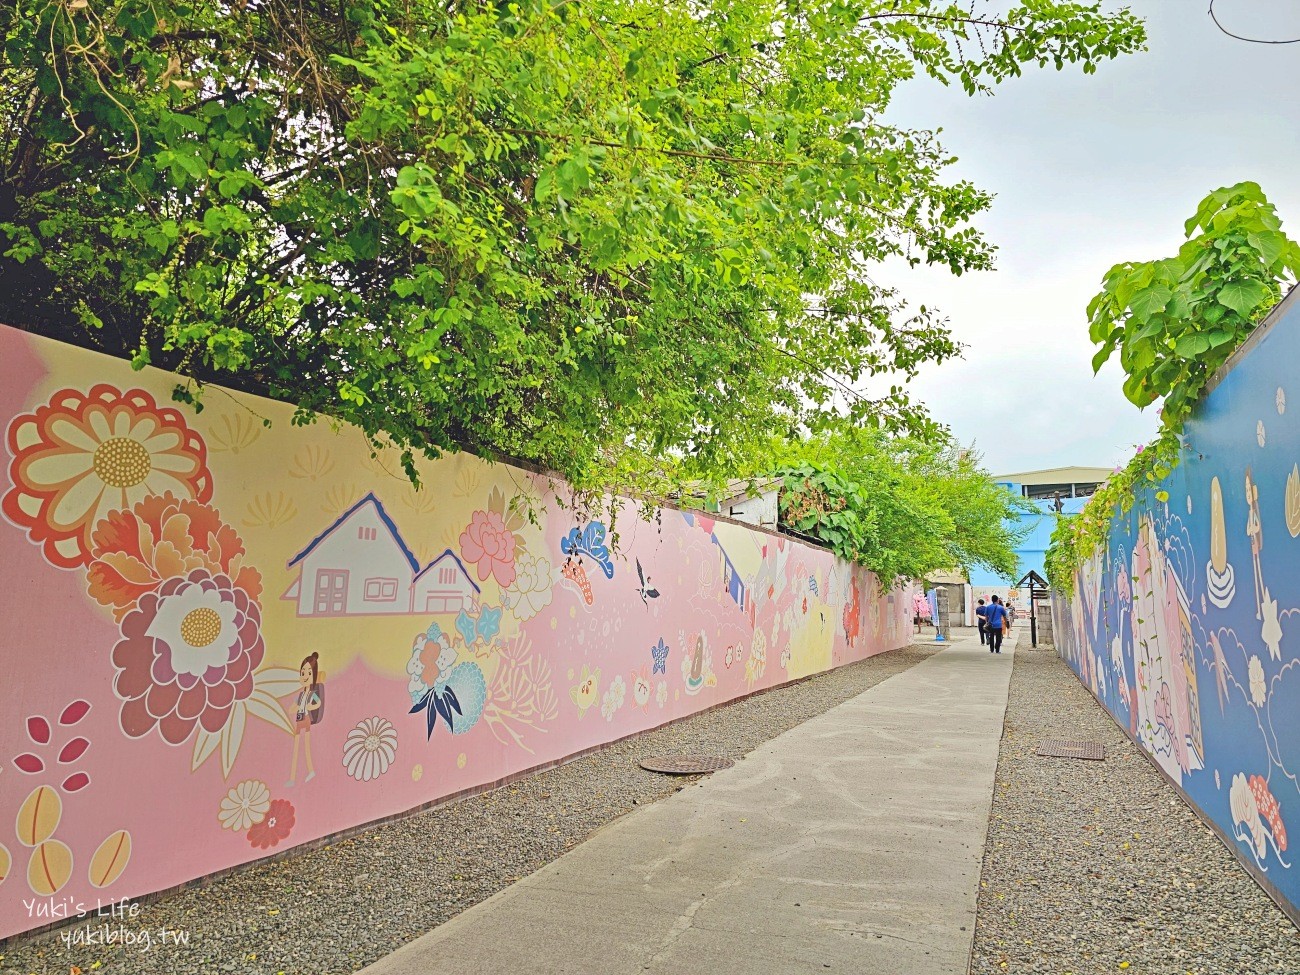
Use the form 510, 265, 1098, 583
425, 593, 466, 613
356, 526, 378, 541
363, 578, 399, 602
314, 570, 348, 615
438, 566, 456, 585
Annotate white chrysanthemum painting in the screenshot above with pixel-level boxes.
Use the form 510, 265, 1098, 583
601, 675, 627, 721
342, 717, 399, 782
218, 779, 271, 831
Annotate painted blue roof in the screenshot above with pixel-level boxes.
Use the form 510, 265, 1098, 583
411, 548, 482, 593
287, 492, 420, 573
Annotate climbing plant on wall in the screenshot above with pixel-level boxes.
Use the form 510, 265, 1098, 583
1046, 182, 1300, 592
0, 0, 1144, 491
773, 427, 1029, 585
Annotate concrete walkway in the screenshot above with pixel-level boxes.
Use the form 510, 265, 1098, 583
363, 630, 1017, 975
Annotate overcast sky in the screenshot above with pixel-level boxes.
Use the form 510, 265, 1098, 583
875, 0, 1300, 476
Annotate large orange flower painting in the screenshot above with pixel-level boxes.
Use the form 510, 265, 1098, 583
3, 386, 213, 568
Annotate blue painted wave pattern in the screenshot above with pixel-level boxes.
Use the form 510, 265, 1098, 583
1055, 291, 1300, 899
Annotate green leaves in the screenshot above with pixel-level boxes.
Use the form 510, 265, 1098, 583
1128, 283, 1171, 321
770, 427, 1028, 584
1216, 278, 1272, 317
1054, 181, 1300, 592
1088, 183, 1300, 422
0, 0, 1146, 494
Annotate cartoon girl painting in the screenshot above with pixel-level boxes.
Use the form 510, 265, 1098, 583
1245, 468, 1264, 620
286, 652, 322, 786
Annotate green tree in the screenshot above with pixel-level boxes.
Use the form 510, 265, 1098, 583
770, 427, 1029, 585
1, 0, 1144, 487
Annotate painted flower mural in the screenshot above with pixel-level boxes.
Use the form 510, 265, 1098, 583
631, 670, 652, 711
3, 386, 212, 568
406, 622, 487, 740
113, 568, 265, 746
247, 798, 295, 850
601, 675, 626, 721
1249, 656, 1267, 707
218, 780, 271, 832
0, 324, 919, 942
503, 550, 555, 622
342, 717, 399, 782
86, 493, 262, 618
460, 510, 518, 587
745, 630, 768, 688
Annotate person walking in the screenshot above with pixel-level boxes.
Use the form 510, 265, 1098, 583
975, 598, 989, 646
985, 596, 1007, 654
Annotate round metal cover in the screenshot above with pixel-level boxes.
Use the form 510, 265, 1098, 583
639, 755, 734, 775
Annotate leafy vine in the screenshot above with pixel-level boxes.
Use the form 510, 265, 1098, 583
1046, 183, 1300, 594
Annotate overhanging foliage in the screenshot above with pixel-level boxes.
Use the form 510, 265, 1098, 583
2, 0, 1144, 489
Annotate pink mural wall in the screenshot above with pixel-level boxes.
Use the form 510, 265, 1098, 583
0, 324, 911, 939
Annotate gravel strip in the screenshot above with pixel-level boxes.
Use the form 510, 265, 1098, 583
972, 644, 1300, 975
3, 643, 939, 975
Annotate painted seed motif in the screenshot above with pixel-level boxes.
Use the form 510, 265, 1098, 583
180, 608, 223, 647
91, 437, 151, 488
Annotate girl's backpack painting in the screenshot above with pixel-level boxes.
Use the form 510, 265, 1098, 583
311, 676, 325, 725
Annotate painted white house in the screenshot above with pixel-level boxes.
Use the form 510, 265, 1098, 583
410, 549, 480, 614
283, 493, 422, 617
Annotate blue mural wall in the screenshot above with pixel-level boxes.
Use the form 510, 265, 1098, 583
1054, 287, 1300, 918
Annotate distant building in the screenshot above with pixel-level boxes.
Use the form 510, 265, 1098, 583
993, 466, 1112, 502
682, 478, 781, 530
967, 466, 1112, 609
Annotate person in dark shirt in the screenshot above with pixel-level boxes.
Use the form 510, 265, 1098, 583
975, 598, 989, 646
985, 597, 1008, 654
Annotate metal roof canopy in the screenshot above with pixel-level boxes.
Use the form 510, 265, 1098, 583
1015, 570, 1050, 648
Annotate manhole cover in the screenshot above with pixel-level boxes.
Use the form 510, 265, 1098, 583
1036, 739, 1105, 761
639, 755, 734, 775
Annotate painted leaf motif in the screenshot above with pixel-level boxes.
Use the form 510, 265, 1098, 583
191, 728, 221, 772
13, 753, 44, 774
26, 716, 50, 744
247, 687, 294, 736
220, 702, 247, 778
89, 830, 132, 889
59, 700, 92, 725
455, 609, 477, 647
61, 772, 91, 793
58, 738, 90, 764
17, 786, 61, 846
252, 666, 303, 700
477, 605, 502, 643
27, 840, 73, 895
